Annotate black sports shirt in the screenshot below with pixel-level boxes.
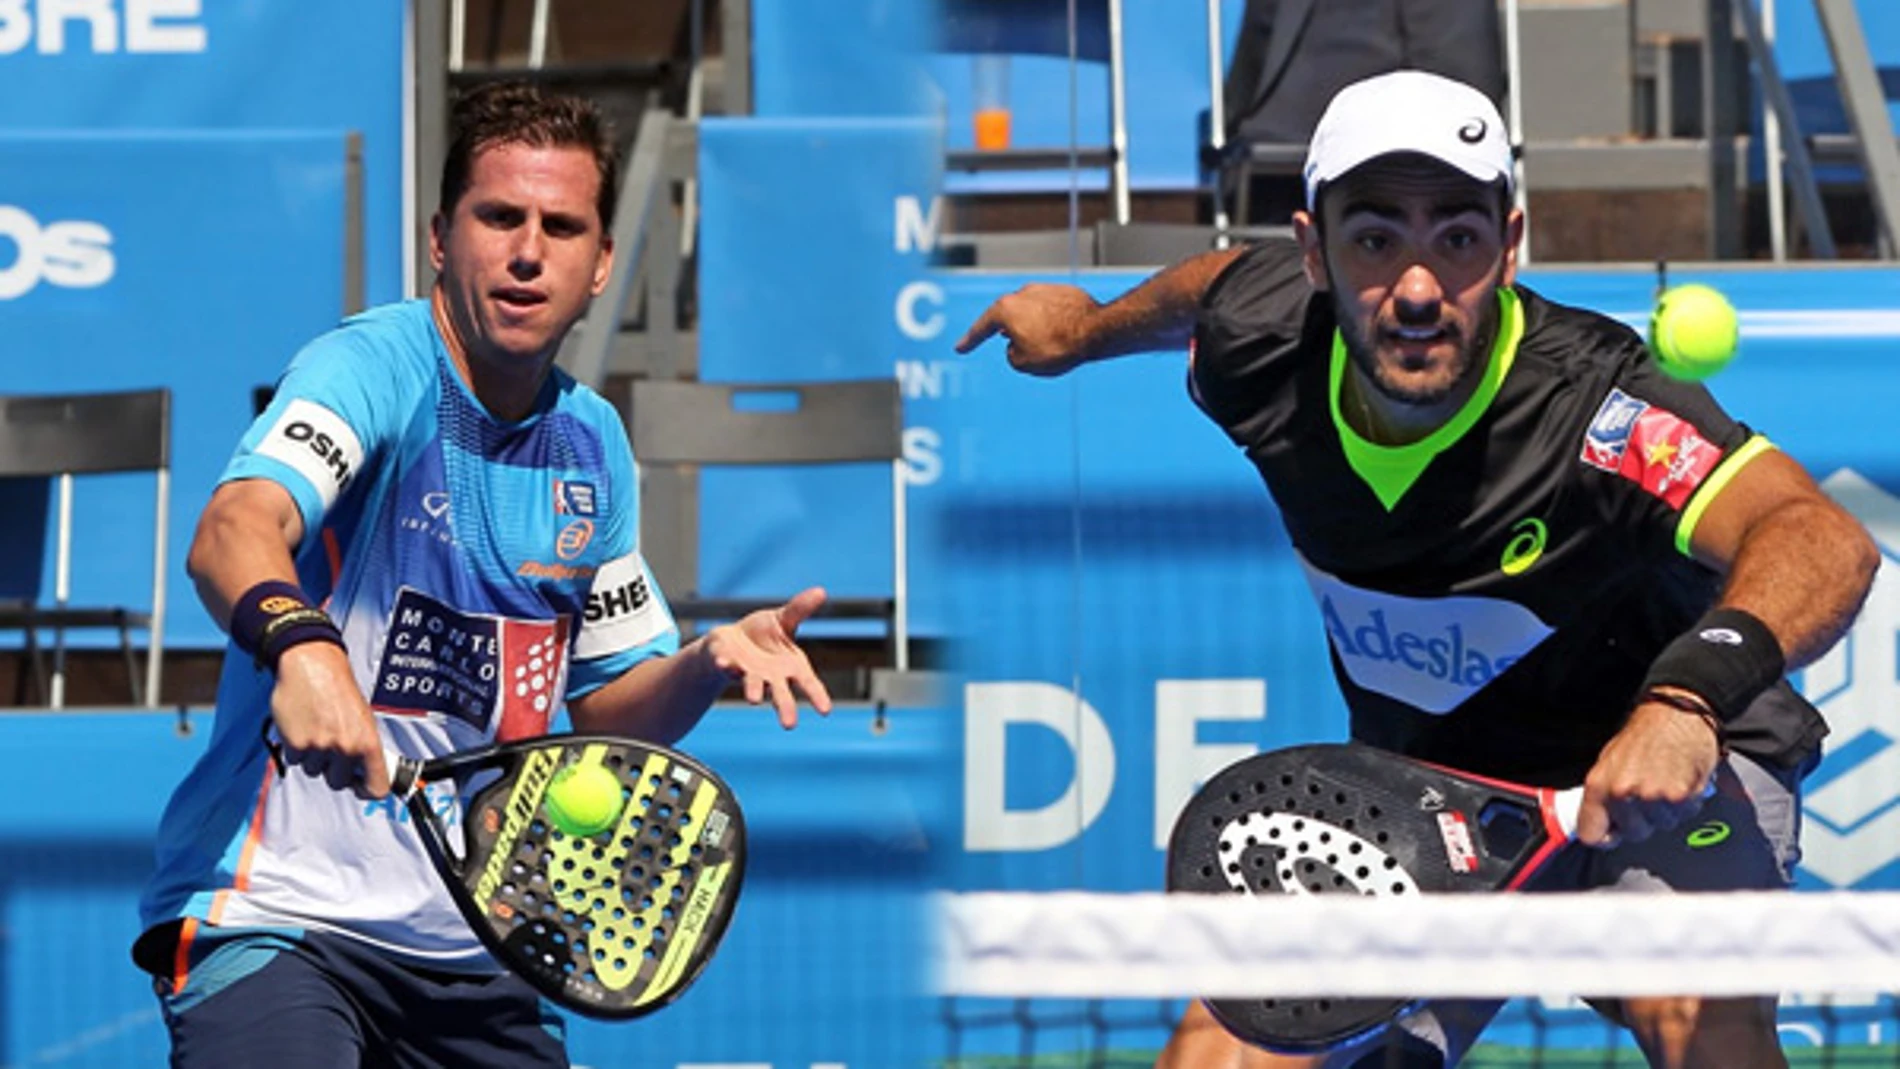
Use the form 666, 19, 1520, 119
1189, 240, 1826, 785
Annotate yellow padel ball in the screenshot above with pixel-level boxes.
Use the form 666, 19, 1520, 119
545, 761, 623, 837
1649, 283, 1740, 382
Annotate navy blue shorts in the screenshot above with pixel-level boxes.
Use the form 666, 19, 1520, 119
142, 923, 568, 1069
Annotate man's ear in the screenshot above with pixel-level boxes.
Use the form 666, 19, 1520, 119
591, 235, 614, 297
1293, 210, 1328, 292
1500, 207, 1526, 287
429, 212, 447, 272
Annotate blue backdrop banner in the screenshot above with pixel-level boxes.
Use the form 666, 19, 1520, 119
0, 0, 406, 303
694, 116, 950, 636
0, 132, 352, 649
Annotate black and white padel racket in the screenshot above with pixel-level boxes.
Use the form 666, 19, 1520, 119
386, 733, 746, 1019
1165, 742, 1582, 1053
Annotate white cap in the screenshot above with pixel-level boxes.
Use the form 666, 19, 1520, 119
1302, 70, 1514, 211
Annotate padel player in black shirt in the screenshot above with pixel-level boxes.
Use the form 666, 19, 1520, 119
956, 70, 1875, 1069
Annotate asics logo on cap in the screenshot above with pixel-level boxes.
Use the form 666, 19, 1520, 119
1458, 118, 1487, 144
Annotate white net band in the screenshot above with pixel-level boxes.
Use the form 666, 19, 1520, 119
940, 891, 1900, 1000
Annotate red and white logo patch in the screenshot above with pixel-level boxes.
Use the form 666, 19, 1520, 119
1616, 406, 1725, 509
372, 587, 570, 740
498, 624, 568, 742
1437, 810, 1479, 874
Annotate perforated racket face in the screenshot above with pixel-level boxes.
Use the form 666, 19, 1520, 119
424, 738, 745, 1019
1166, 743, 1556, 1053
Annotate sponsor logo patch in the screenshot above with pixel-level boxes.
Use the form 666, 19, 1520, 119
1499, 517, 1547, 576
517, 561, 597, 581
553, 479, 598, 516
1580, 388, 1649, 471
574, 551, 673, 660
1581, 390, 1727, 508
371, 586, 570, 741
555, 519, 594, 560
1302, 558, 1554, 714
255, 398, 364, 510
1438, 810, 1479, 873
1686, 821, 1732, 848
1620, 406, 1724, 509
401, 490, 455, 546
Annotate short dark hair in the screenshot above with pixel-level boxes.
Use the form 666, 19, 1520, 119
439, 81, 619, 230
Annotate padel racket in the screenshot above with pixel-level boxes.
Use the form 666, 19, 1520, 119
1165, 742, 1583, 1053
387, 733, 746, 1019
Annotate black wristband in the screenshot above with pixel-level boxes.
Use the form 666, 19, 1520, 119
230, 580, 344, 670
1638, 607, 1785, 723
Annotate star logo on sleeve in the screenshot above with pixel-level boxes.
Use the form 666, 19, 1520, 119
1644, 440, 1679, 468
1616, 406, 1724, 508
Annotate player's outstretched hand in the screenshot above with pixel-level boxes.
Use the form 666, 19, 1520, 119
271, 641, 391, 800
955, 282, 1101, 377
1575, 696, 1721, 848
704, 586, 834, 729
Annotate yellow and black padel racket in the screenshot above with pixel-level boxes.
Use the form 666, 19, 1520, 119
388, 733, 746, 1019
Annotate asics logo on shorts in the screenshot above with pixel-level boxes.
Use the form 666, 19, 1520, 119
1687, 821, 1732, 848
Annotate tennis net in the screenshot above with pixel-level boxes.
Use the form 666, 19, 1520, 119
938, 891, 1900, 1067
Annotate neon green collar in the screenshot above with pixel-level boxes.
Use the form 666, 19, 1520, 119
1330, 288, 1525, 511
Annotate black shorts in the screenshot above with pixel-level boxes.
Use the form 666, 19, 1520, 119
1316, 752, 1808, 1069
145, 922, 568, 1069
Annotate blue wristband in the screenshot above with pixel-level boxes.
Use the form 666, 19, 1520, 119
230, 580, 344, 669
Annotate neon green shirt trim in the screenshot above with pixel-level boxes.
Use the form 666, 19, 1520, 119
1674, 435, 1776, 556
1331, 288, 1527, 511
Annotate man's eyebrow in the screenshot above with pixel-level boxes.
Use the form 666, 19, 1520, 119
1338, 199, 1404, 222
1336, 198, 1495, 223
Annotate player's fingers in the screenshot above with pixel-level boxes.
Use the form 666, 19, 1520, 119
1644, 795, 1700, 834
358, 745, 391, 800
797, 666, 833, 716
1609, 802, 1656, 846
324, 754, 357, 793
1574, 794, 1615, 847
776, 586, 828, 634
770, 680, 799, 730
743, 670, 767, 706
954, 307, 1002, 354
287, 744, 328, 780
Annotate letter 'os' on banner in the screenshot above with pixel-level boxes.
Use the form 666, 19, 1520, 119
0, 132, 349, 647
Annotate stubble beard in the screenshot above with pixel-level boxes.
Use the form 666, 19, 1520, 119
1332, 280, 1502, 410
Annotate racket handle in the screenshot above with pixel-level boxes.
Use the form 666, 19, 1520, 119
1549, 787, 1582, 839
1549, 776, 1718, 843
386, 746, 424, 799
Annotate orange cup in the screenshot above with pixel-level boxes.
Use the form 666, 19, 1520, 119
974, 107, 1012, 151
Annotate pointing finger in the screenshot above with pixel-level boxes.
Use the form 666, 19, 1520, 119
955, 307, 1002, 354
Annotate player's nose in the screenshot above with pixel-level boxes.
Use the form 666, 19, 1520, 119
509, 224, 547, 274
1392, 263, 1445, 319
